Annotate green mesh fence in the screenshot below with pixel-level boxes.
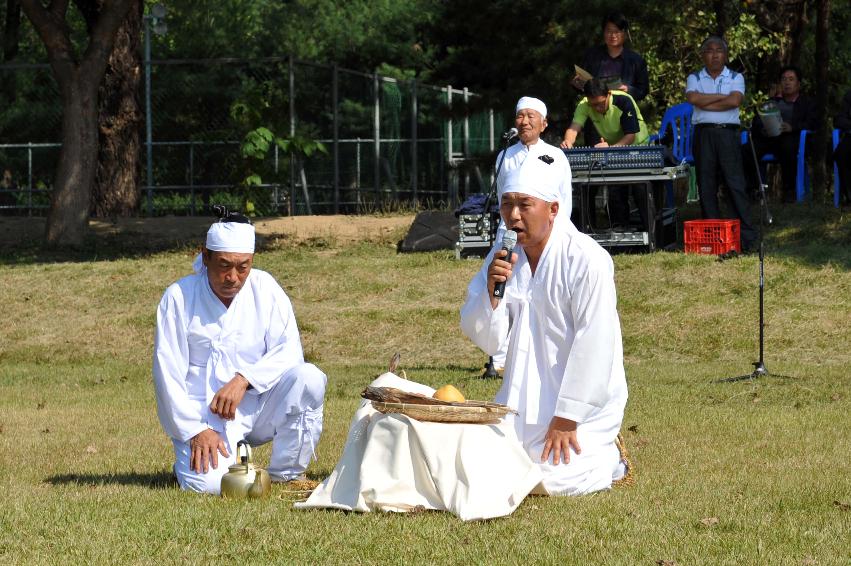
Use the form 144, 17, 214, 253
0, 58, 497, 216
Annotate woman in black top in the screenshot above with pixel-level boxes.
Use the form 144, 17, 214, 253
572, 12, 649, 103
569, 13, 651, 229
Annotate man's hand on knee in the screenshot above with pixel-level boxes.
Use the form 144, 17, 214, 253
210, 373, 251, 420
541, 416, 581, 465
190, 429, 229, 474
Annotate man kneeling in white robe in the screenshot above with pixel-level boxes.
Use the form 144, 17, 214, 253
460, 156, 628, 496
153, 209, 326, 493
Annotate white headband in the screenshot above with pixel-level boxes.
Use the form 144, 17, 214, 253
206, 221, 255, 254
515, 96, 547, 118
499, 153, 561, 204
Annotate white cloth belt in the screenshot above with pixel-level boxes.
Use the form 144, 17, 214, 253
288, 408, 322, 463
504, 298, 543, 425
202, 320, 243, 434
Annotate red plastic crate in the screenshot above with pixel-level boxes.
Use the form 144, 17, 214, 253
683, 219, 741, 255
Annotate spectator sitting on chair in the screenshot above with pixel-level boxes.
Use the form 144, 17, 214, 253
744, 66, 817, 204
833, 88, 851, 206
561, 78, 649, 229
685, 35, 757, 252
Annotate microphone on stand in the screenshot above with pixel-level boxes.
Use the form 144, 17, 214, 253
493, 230, 518, 299
481, 129, 519, 233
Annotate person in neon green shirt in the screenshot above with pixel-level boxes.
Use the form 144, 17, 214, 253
561, 78, 649, 229
561, 78, 648, 148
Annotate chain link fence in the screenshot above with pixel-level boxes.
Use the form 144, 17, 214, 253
0, 57, 502, 216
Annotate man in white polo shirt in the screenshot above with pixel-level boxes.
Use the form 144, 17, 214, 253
685, 36, 756, 251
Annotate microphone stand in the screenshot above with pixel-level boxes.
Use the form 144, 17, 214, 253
480, 133, 515, 234
481, 133, 516, 379
717, 126, 790, 383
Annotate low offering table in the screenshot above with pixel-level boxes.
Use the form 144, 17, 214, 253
295, 373, 543, 521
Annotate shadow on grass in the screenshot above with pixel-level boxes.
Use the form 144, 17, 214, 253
0, 229, 203, 266
3, 203, 848, 268
45, 470, 177, 489
0, 228, 310, 266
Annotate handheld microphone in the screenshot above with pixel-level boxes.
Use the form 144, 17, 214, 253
493, 230, 518, 299
502, 127, 519, 141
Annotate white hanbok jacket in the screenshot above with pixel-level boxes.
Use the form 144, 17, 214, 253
153, 268, 304, 443
496, 139, 573, 221
460, 222, 627, 431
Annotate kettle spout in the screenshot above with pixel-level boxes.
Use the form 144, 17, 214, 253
247, 470, 271, 499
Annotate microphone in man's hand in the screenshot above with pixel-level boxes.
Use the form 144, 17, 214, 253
493, 230, 518, 299
502, 127, 519, 141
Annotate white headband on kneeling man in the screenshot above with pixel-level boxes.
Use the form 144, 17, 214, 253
192, 220, 256, 273
499, 152, 561, 204
205, 221, 255, 254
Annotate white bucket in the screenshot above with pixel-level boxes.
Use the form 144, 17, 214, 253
758, 102, 782, 137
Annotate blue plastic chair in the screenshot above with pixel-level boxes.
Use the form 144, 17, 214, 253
650, 103, 694, 207
741, 129, 811, 202
650, 103, 694, 164
833, 129, 841, 208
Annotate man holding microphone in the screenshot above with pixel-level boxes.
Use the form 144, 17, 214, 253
460, 154, 629, 496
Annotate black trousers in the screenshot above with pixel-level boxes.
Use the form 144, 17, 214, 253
834, 135, 851, 205
694, 125, 757, 247
578, 184, 648, 229
609, 185, 648, 228
743, 131, 801, 203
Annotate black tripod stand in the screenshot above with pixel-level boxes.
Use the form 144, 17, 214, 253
717, 128, 789, 383
480, 131, 516, 379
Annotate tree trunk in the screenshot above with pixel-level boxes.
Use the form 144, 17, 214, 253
2, 0, 21, 61
2, 0, 21, 100
90, 0, 142, 217
45, 77, 100, 246
747, 0, 809, 87
713, 0, 728, 37
812, 0, 830, 201
21, 0, 134, 246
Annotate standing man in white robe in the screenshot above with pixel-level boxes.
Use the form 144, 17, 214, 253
487, 96, 573, 372
153, 209, 326, 494
460, 156, 628, 496
497, 96, 572, 221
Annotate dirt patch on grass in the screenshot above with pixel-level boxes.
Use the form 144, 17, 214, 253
1, 214, 416, 250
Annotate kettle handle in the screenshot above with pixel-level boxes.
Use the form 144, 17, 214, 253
236, 440, 252, 464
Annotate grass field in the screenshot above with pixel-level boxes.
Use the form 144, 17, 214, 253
1, 205, 849, 565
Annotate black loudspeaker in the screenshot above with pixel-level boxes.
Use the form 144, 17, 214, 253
398, 211, 459, 253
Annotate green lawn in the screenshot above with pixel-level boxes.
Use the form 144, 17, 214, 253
1, 205, 849, 565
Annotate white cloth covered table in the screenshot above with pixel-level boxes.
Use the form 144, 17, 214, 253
295, 373, 543, 521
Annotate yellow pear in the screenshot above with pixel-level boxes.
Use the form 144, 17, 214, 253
433, 384, 465, 403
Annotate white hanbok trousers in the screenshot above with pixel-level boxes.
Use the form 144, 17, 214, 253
172, 362, 326, 494
517, 387, 627, 496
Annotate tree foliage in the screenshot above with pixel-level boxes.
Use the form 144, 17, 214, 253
150, 0, 438, 77
4, 0, 851, 224
637, 6, 784, 123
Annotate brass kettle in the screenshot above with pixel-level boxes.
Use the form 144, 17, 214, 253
220, 441, 271, 499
